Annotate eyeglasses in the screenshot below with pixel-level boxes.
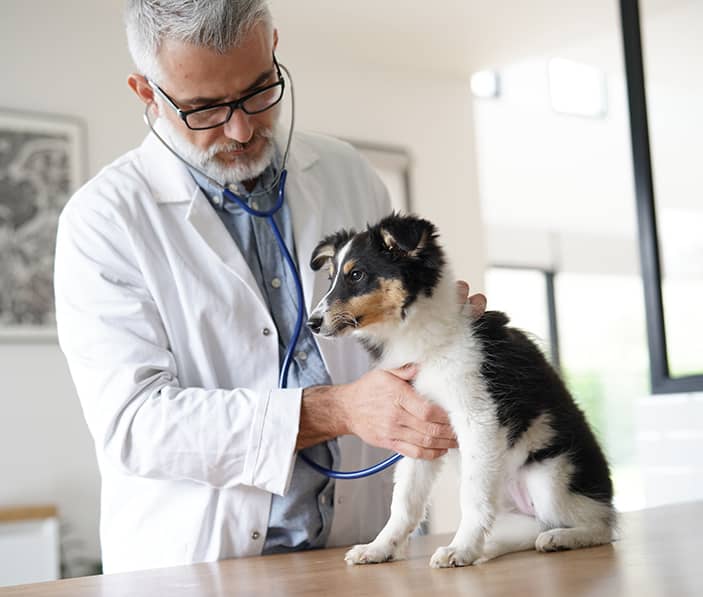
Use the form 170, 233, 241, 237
147, 55, 285, 131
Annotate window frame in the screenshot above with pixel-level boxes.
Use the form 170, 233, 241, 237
620, 0, 703, 393
488, 265, 561, 370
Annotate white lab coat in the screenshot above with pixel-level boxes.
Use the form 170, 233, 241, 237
54, 129, 395, 573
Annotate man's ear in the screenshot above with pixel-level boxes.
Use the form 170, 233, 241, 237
310, 229, 356, 271
128, 73, 157, 109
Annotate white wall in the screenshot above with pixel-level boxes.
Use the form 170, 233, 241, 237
0, 0, 484, 566
0, 1, 137, 569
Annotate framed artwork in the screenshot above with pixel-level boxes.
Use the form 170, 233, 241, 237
346, 139, 412, 213
0, 109, 86, 342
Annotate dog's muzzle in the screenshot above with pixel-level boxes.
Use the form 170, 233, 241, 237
307, 314, 323, 334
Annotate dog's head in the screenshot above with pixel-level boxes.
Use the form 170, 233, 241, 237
307, 213, 445, 338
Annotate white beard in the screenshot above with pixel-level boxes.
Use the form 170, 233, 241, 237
158, 115, 278, 186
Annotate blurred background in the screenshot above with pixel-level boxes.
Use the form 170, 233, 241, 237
0, 0, 701, 586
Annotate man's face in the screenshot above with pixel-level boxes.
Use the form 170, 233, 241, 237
153, 22, 280, 185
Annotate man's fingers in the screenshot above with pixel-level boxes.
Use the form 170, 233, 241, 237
397, 391, 452, 425
386, 363, 417, 382
395, 422, 458, 449
455, 280, 470, 305
455, 279, 487, 317
469, 292, 487, 317
396, 410, 456, 442
389, 439, 449, 461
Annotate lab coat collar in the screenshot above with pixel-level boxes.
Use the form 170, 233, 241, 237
137, 125, 320, 205
135, 124, 325, 315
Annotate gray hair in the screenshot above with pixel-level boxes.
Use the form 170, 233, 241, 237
125, 0, 273, 80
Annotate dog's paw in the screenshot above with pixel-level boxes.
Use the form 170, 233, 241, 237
535, 530, 572, 552
345, 542, 401, 565
472, 552, 496, 565
429, 545, 477, 568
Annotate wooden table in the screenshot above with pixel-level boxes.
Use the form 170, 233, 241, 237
2, 501, 701, 596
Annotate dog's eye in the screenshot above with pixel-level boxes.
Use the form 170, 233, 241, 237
349, 270, 365, 283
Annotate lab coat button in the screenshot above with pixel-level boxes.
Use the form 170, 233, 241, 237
320, 495, 327, 505
296, 351, 308, 361
262, 328, 271, 336
251, 531, 260, 540
271, 277, 282, 289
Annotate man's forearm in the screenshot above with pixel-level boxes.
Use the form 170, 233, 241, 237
296, 384, 350, 450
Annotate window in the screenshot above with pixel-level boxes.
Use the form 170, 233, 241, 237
486, 267, 649, 510
620, 0, 703, 393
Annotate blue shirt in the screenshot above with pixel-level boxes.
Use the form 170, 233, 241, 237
189, 163, 340, 554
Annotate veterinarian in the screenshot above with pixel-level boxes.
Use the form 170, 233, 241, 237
54, 0, 483, 574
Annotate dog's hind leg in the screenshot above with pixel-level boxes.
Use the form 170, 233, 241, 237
474, 512, 541, 563
526, 456, 616, 553
345, 456, 443, 565
535, 523, 614, 552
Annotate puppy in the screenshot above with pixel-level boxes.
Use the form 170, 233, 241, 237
307, 213, 615, 568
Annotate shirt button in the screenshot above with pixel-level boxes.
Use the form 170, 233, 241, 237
251, 201, 260, 210
320, 495, 327, 506
271, 277, 282, 289
262, 328, 271, 336
296, 351, 308, 362
251, 531, 260, 540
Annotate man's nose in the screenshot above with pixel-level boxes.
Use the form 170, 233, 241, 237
307, 314, 323, 334
223, 109, 254, 143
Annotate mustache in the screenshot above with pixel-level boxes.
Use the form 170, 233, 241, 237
202, 127, 275, 160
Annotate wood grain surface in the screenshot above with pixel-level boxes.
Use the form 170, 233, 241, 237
2, 501, 701, 596
0, 505, 58, 523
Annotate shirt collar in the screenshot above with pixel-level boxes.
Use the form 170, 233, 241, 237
187, 145, 282, 214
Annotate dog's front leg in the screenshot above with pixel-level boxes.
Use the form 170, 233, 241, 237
345, 456, 442, 565
430, 414, 502, 568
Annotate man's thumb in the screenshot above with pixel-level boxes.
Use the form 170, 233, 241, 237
387, 363, 417, 381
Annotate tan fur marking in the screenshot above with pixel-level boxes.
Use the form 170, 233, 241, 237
330, 279, 407, 329
312, 244, 337, 272
343, 259, 357, 275
381, 228, 397, 251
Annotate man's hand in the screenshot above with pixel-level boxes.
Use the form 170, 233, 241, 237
298, 365, 457, 459
456, 280, 487, 318
297, 281, 487, 458
340, 365, 457, 460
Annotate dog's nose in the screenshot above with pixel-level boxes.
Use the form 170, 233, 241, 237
307, 315, 323, 334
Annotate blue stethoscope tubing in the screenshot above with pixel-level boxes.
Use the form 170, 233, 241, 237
145, 61, 402, 480
222, 178, 403, 480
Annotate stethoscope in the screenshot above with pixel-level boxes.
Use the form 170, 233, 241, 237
144, 61, 402, 480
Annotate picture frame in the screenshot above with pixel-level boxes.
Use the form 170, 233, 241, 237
345, 139, 413, 213
0, 109, 86, 343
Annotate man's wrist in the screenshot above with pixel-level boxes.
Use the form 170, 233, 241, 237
296, 384, 350, 450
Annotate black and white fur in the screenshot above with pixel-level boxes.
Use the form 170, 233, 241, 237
307, 213, 615, 568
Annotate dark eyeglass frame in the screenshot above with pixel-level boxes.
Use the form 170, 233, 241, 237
147, 54, 285, 131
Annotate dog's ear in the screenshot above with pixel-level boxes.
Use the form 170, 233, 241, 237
310, 242, 336, 272
310, 229, 356, 271
378, 214, 437, 258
